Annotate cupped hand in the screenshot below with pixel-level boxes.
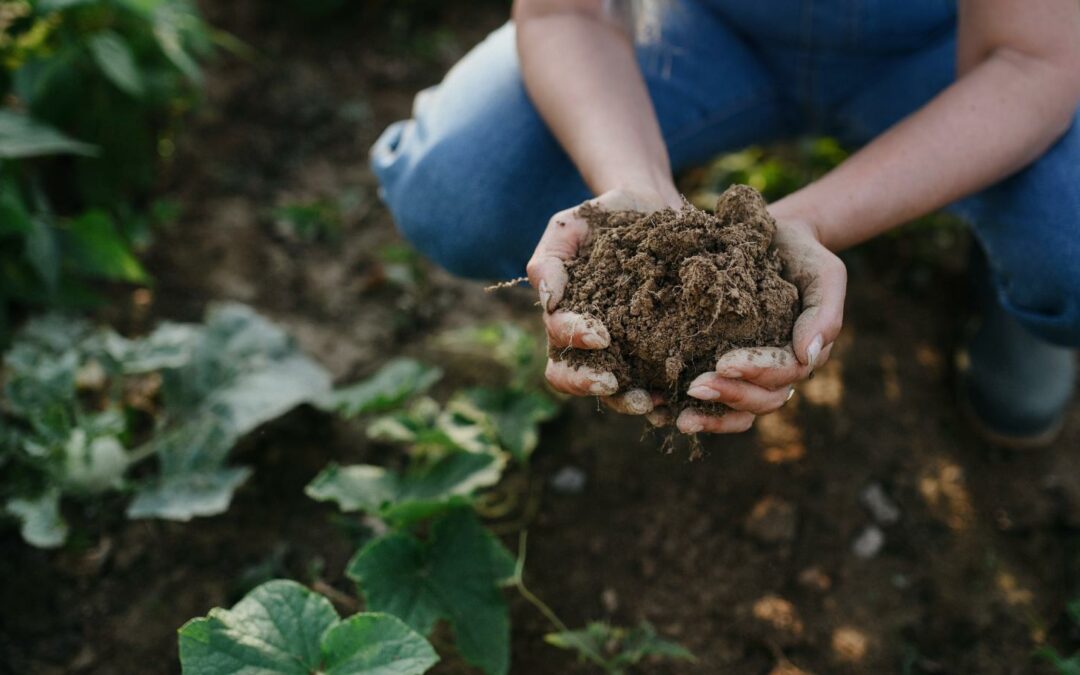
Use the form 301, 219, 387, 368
527, 188, 675, 416
679, 217, 846, 433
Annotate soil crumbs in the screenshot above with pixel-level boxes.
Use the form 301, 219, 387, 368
557, 185, 798, 414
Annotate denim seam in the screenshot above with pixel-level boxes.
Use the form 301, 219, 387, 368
665, 88, 780, 157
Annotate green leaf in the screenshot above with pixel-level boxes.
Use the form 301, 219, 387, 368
25, 216, 60, 292
179, 579, 439, 674
62, 429, 129, 494
153, 12, 203, 84
1037, 647, 1080, 675
88, 31, 144, 97
64, 209, 148, 282
348, 509, 515, 675
454, 388, 559, 462
5, 489, 68, 548
546, 621, 695, 673
0, 110, 96, 158
306, 452, 504, 526
127, 466, 252, 521
319, 358, 442, 418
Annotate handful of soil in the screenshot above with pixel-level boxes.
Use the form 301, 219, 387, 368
554, 185, 800, 416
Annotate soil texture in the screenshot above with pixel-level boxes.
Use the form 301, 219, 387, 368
556, 186, 798, 413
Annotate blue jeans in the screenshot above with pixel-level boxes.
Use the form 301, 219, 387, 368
371, 0, 1080, 347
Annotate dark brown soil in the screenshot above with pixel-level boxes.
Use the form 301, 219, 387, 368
557, 186, 798, 413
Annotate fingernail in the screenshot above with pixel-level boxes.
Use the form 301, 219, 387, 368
588, 372, 618, 396
807, 334, 823, 368
687, 385, 719, 401
538, 280, 552, 312
623, 389, 652, 414
581, 331, 608, 349
680, 419, 704, 434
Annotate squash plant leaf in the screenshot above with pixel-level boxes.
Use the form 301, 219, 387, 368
4, 488, 68, 549
348, 508, 515, 675
178, 579, 438, 675
128, 304, 331, 520
306, 452, 504, 526
319, 357, 442, 418
545, 621, 695, 674
453, 388, 558, 462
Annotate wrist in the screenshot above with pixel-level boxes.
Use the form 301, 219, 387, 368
595, 167, 681, 209
767, 195, 831, 248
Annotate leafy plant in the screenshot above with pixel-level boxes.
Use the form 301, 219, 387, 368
349, 508, 516, 675
179, 579, 439, 675
1, 303, 333, 546
546, 621, 696, 674
318, 357, 442, 418
1037, 599, 1080, 674
0, 0, 213, 332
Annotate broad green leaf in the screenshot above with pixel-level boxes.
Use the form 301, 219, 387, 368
454, 388, 559, 462
179, 580, 437, 674
211, 354, 331, 436
127, 466, 251, 521
306, 452, 504, 525
88, 31, 144, 97
0, 110, 96, 158
434, 322, 543, 389
153, 14, 203, 84
545, 621, 695, 673
64, 210, 148, 282
5, 489, 68, 548
348, 508, 515, 675
319, 358, 442, 418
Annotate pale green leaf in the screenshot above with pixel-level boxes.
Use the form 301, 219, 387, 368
319, 358, 442, 418
88, 31, 144, 97
545, 621, 695, 672
454, 388, 558, 462
0, 110, 96, 158
306, 452, 503, 526
126, 466, 251, 521
179, 580, 438, 675
348, 508, 515, 675
5, 489, 68, 548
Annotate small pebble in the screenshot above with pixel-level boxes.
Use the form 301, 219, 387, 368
744, 496, 798, 544
852, 525, 885, 559
860, 483, 901, 525
550, 466, 587, 494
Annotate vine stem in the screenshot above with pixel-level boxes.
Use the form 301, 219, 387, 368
512, 530, 610, 669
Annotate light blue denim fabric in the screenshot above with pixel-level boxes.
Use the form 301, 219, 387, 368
371, 0, 1080, 347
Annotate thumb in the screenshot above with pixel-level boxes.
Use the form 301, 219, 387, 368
791, 254, 846, 366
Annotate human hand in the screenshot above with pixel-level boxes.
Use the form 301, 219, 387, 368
678, 217, 846, 433
526, 188, 676, 418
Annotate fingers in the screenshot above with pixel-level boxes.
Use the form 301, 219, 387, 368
676, 409, 755, 435
544, 311, 609, 349
792, 255, 846, 366
686, 376, 794, 415
526, 207, 589, 312
646, 406, 673, 427
545, 359, 618, 397
711, 346, 808, 389
601, 389, 656, 415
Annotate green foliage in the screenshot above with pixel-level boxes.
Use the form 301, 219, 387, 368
0, 303, 334, 546
348, 508, 516, 675
306, 453, 504, 527
1037, 599, 1080, 675
434, 321, 546, 390
545, 621, 696, 674
178, 579, 439, 675
273, 198, 344, 243
318, 357, 442, 418
0, 0, 213, 331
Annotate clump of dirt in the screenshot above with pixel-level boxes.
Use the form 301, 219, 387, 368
554, 184, 799, 415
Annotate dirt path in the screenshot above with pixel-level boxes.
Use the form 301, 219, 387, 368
1, 3, 1078, 674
